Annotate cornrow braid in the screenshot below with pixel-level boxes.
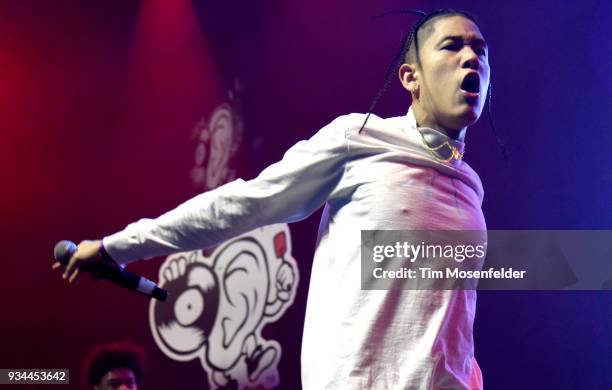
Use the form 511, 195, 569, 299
359, 10, 425, 134
360, 9, 509, 160
486, 81, 509, 160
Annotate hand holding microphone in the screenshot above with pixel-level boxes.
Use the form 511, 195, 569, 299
52, 240, 167, 301
52, 240, 106, 283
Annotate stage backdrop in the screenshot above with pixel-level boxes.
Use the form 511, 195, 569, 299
1, 1, 611, 389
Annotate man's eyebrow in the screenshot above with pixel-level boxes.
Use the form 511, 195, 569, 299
437, 35, 487, 47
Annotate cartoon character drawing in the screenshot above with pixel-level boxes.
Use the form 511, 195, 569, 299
191, 88, 244, 191
149, 224, 298, 390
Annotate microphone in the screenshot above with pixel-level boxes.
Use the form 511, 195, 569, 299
54, 240, 167, 302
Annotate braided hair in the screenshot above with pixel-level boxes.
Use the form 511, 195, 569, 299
360, 9, 508, 160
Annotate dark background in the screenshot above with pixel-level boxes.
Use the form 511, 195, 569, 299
1, 0, 611, 388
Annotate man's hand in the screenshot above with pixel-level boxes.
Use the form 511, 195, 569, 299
51, 240, 105, 283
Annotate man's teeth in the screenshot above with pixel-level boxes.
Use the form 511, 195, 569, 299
461, 88, 479, 94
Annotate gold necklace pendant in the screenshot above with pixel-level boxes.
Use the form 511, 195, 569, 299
450, 145, 463, 161
418, 130, 464, 163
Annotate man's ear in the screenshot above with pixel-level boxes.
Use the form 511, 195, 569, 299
399, 63, 419, 99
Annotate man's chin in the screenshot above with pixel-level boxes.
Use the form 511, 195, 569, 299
456, 105, 483, 127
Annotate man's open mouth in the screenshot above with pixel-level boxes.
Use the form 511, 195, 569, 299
460, 73, 480, 95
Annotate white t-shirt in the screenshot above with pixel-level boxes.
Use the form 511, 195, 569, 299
104, 108, 486, 389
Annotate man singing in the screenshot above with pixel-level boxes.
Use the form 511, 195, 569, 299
55, 9, 490, 389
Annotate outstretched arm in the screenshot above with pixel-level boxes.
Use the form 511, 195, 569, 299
57, 116, 351, 281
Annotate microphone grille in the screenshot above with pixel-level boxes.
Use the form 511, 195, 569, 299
54, 240, 77, 264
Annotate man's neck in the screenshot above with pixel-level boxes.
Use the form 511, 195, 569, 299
412, 106, 467, 142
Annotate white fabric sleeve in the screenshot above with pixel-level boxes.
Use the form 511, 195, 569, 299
102, 116, 350, 265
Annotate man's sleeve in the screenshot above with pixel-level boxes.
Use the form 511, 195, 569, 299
102, 116, 350, 265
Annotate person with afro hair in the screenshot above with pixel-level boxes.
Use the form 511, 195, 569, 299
82, 340, 145, 390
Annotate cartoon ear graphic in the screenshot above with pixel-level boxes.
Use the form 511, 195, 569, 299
206, 105, 233, 189
218, 238, 268, 347
204, 237, 270, 371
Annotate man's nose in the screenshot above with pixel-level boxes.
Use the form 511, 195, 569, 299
461, 48, 480, 70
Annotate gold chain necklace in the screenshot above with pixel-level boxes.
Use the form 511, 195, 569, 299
417, 129, 464, 163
